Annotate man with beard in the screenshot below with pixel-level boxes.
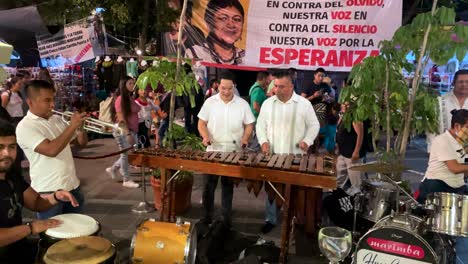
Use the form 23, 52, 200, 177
0, 119, 78, 263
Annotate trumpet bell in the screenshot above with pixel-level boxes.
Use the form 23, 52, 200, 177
52, 110, 123, 136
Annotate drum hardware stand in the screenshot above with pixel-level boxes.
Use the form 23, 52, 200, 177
380, 173, 422, 211
166, 170, 181, 185
352, 193, 363, 245
132, 166, 155, 213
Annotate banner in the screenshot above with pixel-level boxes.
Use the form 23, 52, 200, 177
37, 14, 107, 66
167, 0, 402, 71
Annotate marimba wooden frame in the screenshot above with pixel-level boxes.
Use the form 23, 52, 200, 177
129, 152, 337, 263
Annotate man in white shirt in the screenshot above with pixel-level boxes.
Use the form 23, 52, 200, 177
417, 109, 468, 263
16, 80, 88, 219
198, 72, 255, 226
427, 69, 468, 151
256, 71, 320, 233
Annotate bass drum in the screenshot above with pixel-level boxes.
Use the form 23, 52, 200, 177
131, 219, 197, 264
354, 214, 454, 264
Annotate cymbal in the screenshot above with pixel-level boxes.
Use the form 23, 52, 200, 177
43, 236, 115, 264
349, 162, 410, 173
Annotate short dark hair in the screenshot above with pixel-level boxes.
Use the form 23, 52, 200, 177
15, 70, 31, 78
256, 71, 269, 81
454, 69, 468, 83
209, 79, 218, 88
315, 68, 326, 75
25, 80, 56, 99
451, 109, 468, 128
272, 70, 293, 84
0, 119, 15, 137
219, 71, 235, 82
205, 0, 245, 27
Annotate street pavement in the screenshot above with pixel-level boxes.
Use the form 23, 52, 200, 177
22, 135, 430, 264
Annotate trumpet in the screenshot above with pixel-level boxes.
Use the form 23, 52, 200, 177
52, 110, 124, 136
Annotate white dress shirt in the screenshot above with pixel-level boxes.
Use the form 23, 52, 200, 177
256, 93, 320, 154
16, 111, 80, 192
198, 94, 255, 152
425, 131, 465, 188
427, 90, 468, 151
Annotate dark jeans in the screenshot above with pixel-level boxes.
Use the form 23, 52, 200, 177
0, 238, 38, 263
202, 175, 234, 224
37, 187, 85, 219
417, 179, 467, 203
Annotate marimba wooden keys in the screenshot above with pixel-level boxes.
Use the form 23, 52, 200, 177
225, 152, 236, 163
267, 154, 279, 168
208, 152, 218, 161
307, 156, 316, 173
244, 153, 256, 166
252, 153, 264, 166
218, 152, 230, 162
283, 154, 295, 170
274, 154, 287, 168
231, 152, 243, 164
316, 156, 324, 173
299, 155, 308, 172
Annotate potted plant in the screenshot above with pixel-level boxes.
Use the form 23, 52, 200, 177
340, 3, 467, 186
150, 123, 205, 213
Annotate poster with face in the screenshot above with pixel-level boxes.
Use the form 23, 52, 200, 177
163, 0, 402, 72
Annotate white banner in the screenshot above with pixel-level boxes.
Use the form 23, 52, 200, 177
184, 0, 402, 71
36, 14, 107, 65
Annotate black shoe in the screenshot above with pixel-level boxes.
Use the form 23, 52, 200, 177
261, 221, 275, 234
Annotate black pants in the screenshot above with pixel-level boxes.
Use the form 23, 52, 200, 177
137, 122, 151, 148
417, 179, 467, 203
202, 175, 234, 224
0, 238, 38, 263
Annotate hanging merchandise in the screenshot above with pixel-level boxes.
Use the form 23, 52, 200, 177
102, 56, 114, 93
113, 56, 126, 88
126, 58, 138, 78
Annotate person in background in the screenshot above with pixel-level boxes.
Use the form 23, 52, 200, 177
335, 101, 366, 196
16, 80, 88, 219
1, 77, 25, 126
106, 77, 140, 188
301, 68, 330, 105
427, 69, 468, 151
205, 79, 219, 100
134, 88, 160, 148
248, 71, 272, 151
37, 68, 54, 88
0, 119, 79, 263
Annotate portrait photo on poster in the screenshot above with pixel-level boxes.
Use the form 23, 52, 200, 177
185, 0, 248, 65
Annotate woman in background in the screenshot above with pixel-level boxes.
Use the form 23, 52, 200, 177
106, 77, 140, 188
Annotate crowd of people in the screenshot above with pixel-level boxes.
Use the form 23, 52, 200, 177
0, 65, 467, 262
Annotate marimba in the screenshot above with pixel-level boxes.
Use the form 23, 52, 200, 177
128, 148, 337, 264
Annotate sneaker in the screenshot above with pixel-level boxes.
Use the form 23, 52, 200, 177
261, 221, 275, 234
122, 180, 139, 188
106, 167, 118, 180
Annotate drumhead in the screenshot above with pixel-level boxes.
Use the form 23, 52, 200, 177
45, 214, 99, 238
43, 236, 115, 264
355, 216, 438, 264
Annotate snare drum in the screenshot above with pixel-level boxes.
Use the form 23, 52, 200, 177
42, 214, 100, 247
426, 192, 468, 237
358, 180, 397, 222
131, 219, 197, 264
43, 236, 116, 264
355, 214, 454, 264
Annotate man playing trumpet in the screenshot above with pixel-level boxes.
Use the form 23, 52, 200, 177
16, 80, 88, 219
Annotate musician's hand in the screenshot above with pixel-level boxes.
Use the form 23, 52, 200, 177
70, 112, 87, 129
202, 137, 210, 147
261, 142, 270, 155
54, 190, 79, 207
351, 151, 360, 162
30, 219, 62, 235
298, 141, 309, 152
241, 138, 249, 148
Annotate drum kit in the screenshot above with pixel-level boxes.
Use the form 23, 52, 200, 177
318, 163, 467, 264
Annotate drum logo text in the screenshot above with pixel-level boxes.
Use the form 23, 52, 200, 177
367, 237, 424, 259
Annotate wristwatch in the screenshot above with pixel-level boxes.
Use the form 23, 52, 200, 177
25, 222, 33, 235
53, 189, 63, 202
